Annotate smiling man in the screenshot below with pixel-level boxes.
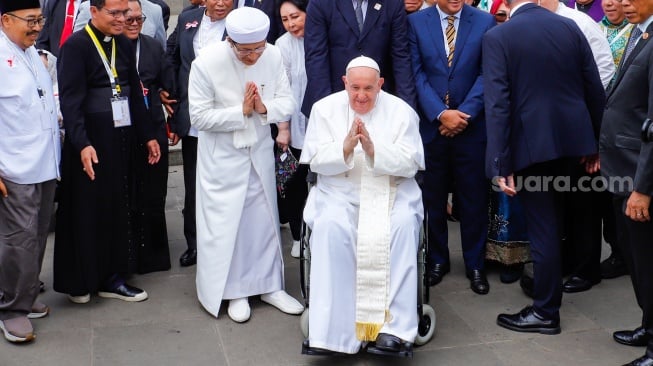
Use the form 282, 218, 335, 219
54, 0, 157, 304
0, 0, 60, 344
188, 6, 303, 324
299, 56, 425, 355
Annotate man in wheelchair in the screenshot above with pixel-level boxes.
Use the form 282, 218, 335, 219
299, 56, 425, 355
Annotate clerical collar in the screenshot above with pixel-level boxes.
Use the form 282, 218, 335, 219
88, 22, 114, 43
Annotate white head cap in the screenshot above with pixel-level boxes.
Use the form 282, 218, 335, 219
345, 56, 380, 73
226, 7, 270, 44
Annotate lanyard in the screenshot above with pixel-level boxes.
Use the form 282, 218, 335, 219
0, 31, 46, 101
85, 24, 121, 96
135, 37, 150, 110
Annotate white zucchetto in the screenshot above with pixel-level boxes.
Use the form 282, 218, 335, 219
226, 7, 270, 44
346, 56, 380, 73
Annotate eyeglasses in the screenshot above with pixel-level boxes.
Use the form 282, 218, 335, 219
231, 41, 267, 56
125, 15, 147, 25
5, 13, 46, 28
494, 12, 507, 20
101, 8, 130, 19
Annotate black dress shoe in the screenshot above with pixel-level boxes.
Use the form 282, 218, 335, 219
374, 333, 402, 352
427, 263, 450, 286
497, 305, 561, 335
563, 276, 599, 293
500, 264, 523, 284
520, 274, 534, 299
98, 283, 148, 302
622, 355, 653, 366
301, 339, 335, 356
614, 327, 652, 347
179, 249, 197, 267
467, 269, 490, 295
601, 254, 628, 279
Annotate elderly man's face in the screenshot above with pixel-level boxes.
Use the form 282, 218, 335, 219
342, 67, 384, 115
205, 0, 234, 21
123, 1, 145, 40
622, 0, 653, 23
230, 39, 267, 66
91, 0, 129, 36
0, 8, 44, 50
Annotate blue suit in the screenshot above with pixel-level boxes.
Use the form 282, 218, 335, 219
483, 3, 605, 319
302, 0, 416, 117
408, 5, 494, 272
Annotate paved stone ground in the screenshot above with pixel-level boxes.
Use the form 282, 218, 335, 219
0, 166, 645, 366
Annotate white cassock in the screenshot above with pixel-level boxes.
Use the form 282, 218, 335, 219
189, 41, 295, 317
300, 90, 425, 353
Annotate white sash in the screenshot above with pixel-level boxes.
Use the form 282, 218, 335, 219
355, 153, 396, 341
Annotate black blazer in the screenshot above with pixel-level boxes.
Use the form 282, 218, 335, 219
600, 22, 653, 197
482, 3, 605, 179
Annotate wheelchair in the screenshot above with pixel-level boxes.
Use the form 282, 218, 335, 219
298, 172, 436, 358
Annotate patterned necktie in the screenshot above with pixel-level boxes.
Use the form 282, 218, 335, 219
445, 15, 456, 67
622, 26, 643, 64
355, 0, 364, 33
59, 0, 76, 47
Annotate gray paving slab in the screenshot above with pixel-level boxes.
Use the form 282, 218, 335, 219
0, 166, 647, 366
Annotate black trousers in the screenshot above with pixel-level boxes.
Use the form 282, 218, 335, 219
515, 159, 566, 320
613, 195, 653, 354
182, 136, 197, 251
277, 146, 309, 241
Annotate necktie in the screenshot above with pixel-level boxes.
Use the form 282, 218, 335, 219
622, 26, 643, 64
444, 15, 456, 106
445, 15, 456, 67
355, 0, 364, 33
59, 0, 76, 47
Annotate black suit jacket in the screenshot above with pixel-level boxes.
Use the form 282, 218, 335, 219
600, 23, 653, 197
483, 3, 605, 179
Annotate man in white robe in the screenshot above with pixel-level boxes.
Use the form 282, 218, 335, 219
300, 56, 425, 354
188, 6, 304, 323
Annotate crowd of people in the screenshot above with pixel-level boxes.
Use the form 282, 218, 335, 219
0, 0, 651, 364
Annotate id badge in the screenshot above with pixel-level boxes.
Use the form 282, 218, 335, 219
111, 97, 132, 128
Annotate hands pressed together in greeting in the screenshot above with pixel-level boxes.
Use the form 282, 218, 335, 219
343, 117, 374, 160
242, 81, 267, 117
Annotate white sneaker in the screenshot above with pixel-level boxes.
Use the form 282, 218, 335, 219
291, 240, 300, 258
227, 298, 250, 323
261, 290, 304, 315
68, 293, 91, 304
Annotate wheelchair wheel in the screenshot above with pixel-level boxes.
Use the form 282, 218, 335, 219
415, 304, 436, 346
300, 308, 309, 338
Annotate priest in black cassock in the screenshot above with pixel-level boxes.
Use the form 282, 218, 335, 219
124, 0, 174, 274
54, 0, 158, 303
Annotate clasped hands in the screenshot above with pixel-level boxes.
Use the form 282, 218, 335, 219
242, 81, 267, 116
343, 118, 374, 159
438, 110, 470, 138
